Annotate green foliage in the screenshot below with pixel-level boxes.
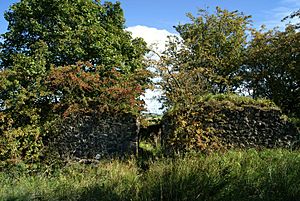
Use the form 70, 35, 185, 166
0, 0, 150, 165
243, 23, 300, 118
158, 7, 251, 107
163, 94, 280, 153
139, 140, 163, 160
200, 93, 278, 109
1, 150, 300, 201
0, 125, 44, 165
0, 45, 50, 164
156, 7, 298, 120
0, 0, 148, 72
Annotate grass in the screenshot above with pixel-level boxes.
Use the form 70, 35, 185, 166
1, 149, 300, 201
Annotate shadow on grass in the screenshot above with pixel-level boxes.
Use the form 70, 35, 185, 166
75, 185, 126, 201
4, 185, 126, 201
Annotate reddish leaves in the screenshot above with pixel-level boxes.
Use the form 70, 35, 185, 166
46, 62, 148, 117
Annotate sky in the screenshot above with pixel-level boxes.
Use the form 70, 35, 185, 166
114, 0, 299, 32
0, 0, 299, 113
1, 0, 299, 34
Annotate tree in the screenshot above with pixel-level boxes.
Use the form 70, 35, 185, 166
158, 7, 251, 107
0, 0, 147, 73
243, 21, 300, 118
0, 0, 150, 163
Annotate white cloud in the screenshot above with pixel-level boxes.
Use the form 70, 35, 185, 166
126, 25, 177, 114
126, 25, 177, 53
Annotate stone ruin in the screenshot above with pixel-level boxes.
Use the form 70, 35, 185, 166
49, 111, 139, 160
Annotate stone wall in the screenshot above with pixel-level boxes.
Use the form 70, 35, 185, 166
49, 112, 138, 159
212, 106, 299, 148
162, 105, 300, 152
47, 99, 300, 159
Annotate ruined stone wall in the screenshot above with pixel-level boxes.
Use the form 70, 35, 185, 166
49, 112, 138, 159
47, 99, 300, 159
210, 106, 299, 148
162, 103, 299, 152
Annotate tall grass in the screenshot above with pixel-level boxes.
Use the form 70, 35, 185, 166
1, 149, 300, 201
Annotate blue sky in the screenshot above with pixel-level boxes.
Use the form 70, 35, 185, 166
112, 0, 299, 32
0, 0, 299, 34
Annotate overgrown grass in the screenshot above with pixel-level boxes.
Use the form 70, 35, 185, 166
1, 149, 300, 201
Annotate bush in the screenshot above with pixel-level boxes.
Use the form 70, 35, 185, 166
0, 125, 45, 165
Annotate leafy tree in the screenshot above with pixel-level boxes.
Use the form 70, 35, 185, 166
158, 7, 251, 107
0, 41, 50, 163
0, 0, 150, 164
243, 21, 300, 118
0, 0, 147, 73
